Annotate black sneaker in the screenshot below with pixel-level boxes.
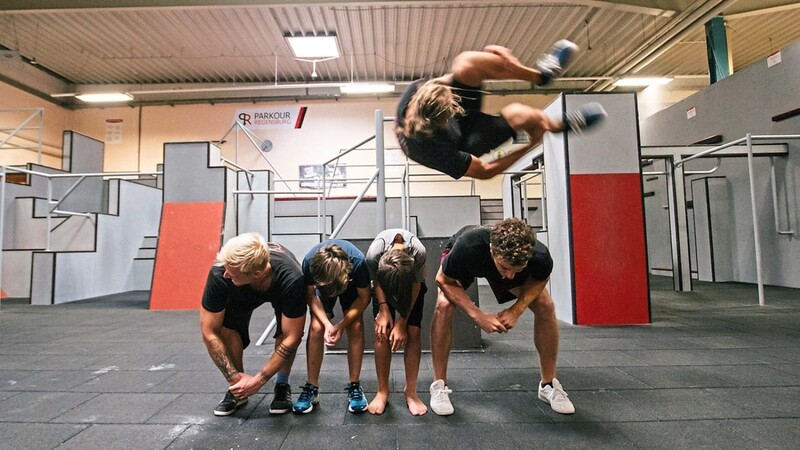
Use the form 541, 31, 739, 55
213, 390, 248, 417
269, 383, 293, 415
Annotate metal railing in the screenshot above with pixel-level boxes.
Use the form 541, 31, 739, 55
674, 133, 799, 306
1, 108, 44, 165
0, 165, 162, 310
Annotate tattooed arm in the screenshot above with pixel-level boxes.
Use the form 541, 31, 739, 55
229, 313, 306, 399
199, 307, 242, 385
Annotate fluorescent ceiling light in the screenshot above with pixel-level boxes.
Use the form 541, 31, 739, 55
613, 77, 673, 87
286, 35, 340, 59
75, 92, 134, 103
340, 83, 395, 94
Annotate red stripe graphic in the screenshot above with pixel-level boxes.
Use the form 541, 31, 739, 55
294, 107, 307, 129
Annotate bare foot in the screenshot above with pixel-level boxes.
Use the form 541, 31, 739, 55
368, 391, 389, 415
405, 391, 428, 416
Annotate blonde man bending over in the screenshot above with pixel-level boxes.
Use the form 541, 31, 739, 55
200, 233, 306, 417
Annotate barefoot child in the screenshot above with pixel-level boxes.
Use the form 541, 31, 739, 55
365, 229, 428, 416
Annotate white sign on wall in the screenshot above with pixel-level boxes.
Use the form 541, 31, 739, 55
234, 106, 308, 129
105, 119, 123, 144
767, 51, 782, 68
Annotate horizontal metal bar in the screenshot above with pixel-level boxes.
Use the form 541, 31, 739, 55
322, 135, 376, 166
1, 166, 162, 178
219, 156, 254, 176
675, 137, 747, 166
51, 209, 94, 219
751, 134, 800, 140
0, 108, 44, 112
233, 190, 323, 195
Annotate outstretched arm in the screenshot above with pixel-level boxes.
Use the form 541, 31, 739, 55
435, 266, 507, 333
463, 142, 536, 179
200, 307, 241, 385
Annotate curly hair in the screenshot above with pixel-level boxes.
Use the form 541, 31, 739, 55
398, 80, 465, 138
216, 232, 270, 274
490, 218, 536, 267
309, 244, 352, 298
376, 249, 416, 319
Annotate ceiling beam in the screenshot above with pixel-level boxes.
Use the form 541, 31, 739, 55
0, 0, 680, 16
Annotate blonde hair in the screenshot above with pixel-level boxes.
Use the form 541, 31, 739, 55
216, 232, 270, 274
398, 80, 465, 138
309, 244, 352, 297
490, 218, 536, 267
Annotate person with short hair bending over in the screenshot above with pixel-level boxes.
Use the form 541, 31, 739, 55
431, 218, 575, 416
200, 233, 306, 417
294, 240, 372, 414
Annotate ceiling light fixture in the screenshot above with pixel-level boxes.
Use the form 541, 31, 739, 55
613, 77, 673, 87
285, 33, 340, 59
339, 83, 395, 94
75, 92, 134, 103
285, 33, 341, 79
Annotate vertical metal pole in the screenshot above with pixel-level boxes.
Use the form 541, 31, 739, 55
46, 178, 53, 251
235, 126, 240, 165
321, 166, 328, 240
522, 179, 529, 224
667, 158, 692, 292
746, 134, 765, 306
404, 158, 411, 231
375, 110, 386, 232
37, 108, 43, 164
541, 169, 548, 231
400, 168, 407, 230
267, 173, 275, 242
0, 167, 6, 311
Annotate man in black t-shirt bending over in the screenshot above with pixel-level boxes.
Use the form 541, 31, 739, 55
200, 232, 307, 417
430, 218, 575, 416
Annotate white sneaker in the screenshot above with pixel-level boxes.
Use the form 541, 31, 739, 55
538, 378, 575, 414
429, 379, 454, 416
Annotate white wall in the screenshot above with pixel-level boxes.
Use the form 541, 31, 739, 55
641, 39, 800, 289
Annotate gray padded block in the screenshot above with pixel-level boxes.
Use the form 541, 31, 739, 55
163, 142, 226, 203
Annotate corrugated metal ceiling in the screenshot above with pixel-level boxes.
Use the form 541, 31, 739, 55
1, 1, 799, 107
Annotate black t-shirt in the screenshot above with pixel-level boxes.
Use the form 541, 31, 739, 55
442, 225, 553, 290
201, 242, 307, 326
396, 79, 472, 179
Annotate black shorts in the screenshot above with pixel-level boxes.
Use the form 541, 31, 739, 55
440, 247, 530, 305
319, 283, 360, 320
222, 308, 283, 349
371, 282, 427, 327
451, 77, 516, 156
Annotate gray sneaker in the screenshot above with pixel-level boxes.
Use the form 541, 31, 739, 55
538, 378, 575, 414
429, 379, 454, 416
213, 390, 248, 416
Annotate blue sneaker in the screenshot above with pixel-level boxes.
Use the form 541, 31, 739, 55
563, 102, 607, 134
293, 383, 319, 414
345, 381, 368, 413
535, 39, 579, 86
